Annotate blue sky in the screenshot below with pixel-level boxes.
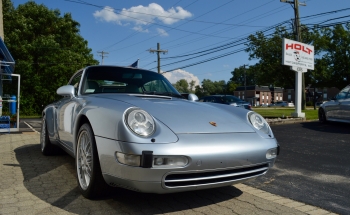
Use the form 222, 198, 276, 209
12, 0, 350, 86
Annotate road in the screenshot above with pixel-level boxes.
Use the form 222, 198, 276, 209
246, 121, 350, 215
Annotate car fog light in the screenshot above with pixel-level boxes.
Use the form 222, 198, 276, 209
116, 152, 141, 167
266, 148, 277, 159
154, 157, 164, 165
153, 156, 188, 168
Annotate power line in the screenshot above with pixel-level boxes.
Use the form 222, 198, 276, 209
157, 8, 350, 62
162, 20, 348, 73
127, 3, 292, 64
64, 0, 266, 28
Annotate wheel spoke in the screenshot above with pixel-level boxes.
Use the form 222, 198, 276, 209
77, 129, 94, 191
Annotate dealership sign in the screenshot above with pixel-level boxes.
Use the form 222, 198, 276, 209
282, 38, 314, 70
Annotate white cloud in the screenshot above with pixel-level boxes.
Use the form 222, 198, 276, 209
157, 28, 168, 37
133, 26, 149, 33
93, 3, 192, 27
162, 69, 200, 87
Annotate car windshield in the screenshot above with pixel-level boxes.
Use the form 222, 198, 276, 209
80, 66, 182, 97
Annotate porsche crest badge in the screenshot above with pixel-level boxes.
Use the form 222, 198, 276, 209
209, 121, 217, 127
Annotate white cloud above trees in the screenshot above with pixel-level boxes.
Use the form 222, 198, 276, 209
162, 69, 200, 86
93, 3, 192, 33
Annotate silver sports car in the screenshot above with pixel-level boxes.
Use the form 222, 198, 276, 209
318, 84, 350, 123
41, 65, 279, 199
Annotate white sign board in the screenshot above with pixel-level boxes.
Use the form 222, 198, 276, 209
282, 38, 314, 70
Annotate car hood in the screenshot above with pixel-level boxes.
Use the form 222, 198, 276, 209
96, 94, 255, 134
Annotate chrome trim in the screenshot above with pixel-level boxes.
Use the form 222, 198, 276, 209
163, 164, 268, 188
164, 166, 268, 183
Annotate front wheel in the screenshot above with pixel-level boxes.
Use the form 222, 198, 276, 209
318, 108, 327, 124
76, 123, 106, 199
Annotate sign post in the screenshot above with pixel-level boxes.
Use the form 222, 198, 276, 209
282, 38, 314, 118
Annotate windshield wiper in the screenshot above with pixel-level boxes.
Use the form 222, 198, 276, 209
142, 91, 183, 98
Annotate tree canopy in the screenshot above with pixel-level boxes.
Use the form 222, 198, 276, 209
235, 24, 350, 90
2, 0, 98, 115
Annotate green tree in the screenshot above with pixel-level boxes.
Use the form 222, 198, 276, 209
194, 79, 229, 97
2, 0, 98, 115
242, 24, 350, 90
230, 65, 258, 87
312, 24, 350, 89
244, 27, 297, 88
173, 79, 190, 93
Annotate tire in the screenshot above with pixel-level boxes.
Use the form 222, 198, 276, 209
40, 117, 55, 156
76, 123, 106, 199
318, 108, 327, 124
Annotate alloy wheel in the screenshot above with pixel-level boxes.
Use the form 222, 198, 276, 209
77, 130, 93, 190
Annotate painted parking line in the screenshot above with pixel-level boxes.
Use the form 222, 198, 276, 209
23, 121, 40, 134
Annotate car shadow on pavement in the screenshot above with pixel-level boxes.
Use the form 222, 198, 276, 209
300, 121, 350, 134
14, 144, 243, 214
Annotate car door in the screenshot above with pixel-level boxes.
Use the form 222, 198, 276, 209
56, 72, 82, 151
325, 86, 349, 120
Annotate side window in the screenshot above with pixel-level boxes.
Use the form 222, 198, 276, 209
69, 73, 82, 95
336, 87, 350, 100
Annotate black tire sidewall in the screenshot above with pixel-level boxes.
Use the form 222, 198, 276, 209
318, 109, 327, 123
41, 117, 54, 156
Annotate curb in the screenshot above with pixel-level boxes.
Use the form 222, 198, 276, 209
266, 118, 318, 125
236, 184, 337, 215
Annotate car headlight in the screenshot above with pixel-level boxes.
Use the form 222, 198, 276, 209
125, 108, 155, 136
248, 112, 270, 135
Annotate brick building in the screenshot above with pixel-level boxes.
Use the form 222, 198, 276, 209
234, 85, 284, 107
234, 85, 340, 107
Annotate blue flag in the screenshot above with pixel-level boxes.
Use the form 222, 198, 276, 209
129, 59, 139, 68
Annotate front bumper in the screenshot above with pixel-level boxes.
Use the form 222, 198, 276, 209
95, 133, 278, 193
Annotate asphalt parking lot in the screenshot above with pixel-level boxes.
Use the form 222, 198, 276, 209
0, 120, 337, 215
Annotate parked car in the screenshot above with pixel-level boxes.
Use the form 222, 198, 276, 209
198, 95, 252, 109
41, 65, 279, 199
316, 101, 327, 107
269, 101, 294, 107
318, 84, 350, 123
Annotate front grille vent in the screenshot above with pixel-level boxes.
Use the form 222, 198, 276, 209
164, 164, 268, 187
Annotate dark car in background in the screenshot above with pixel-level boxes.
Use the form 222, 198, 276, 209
198, 95, 251, 110
268, 101, 294, 107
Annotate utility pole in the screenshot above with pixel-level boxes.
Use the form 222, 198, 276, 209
97, 51, 109, 65
148, 43, 168, 73
281, 0, 306, 110
243, 64, 248, 101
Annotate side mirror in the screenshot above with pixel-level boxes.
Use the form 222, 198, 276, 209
186, 93, 198, 102
230, 102, 238, 106
57, 85, 75, 98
